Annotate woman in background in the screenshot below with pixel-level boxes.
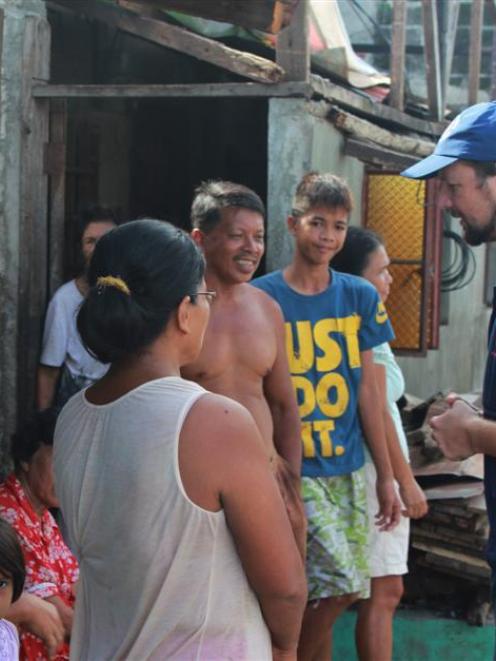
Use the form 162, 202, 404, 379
332, 226, 428, 661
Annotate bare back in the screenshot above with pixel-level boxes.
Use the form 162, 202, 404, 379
182, 284, 277, 458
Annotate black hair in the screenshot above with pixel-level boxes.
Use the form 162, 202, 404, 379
190, 180, 265, 233
77, 206, 118, 243
77, 219, 205, 364
11, 408, 58, 472
292, 172, 353, 217
331, 226, 384, 276
0, 518, 26, 602
464, 160, 496, 181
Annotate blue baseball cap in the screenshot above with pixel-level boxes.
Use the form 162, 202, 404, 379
401, 101, 496, 179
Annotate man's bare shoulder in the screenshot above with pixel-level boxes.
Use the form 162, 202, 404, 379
244, 283, 284, 321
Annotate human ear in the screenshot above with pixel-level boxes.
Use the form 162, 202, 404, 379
287, 215, 298, 235
191, 228, 205, 248
176, 296, 192, 334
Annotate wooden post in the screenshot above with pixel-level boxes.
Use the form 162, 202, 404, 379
439, 0, 460, 109
276, 0, 310, 82
46, 99, 67, 297
17, 15, 50, 421
422, 0, 443, 121
390, 0, 407, 111
468, 0, 484, 105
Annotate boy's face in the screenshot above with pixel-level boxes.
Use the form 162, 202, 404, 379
192, 207, 265, 284
288, 206, 348, 266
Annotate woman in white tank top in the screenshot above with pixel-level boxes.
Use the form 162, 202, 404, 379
53, 219, 306, 661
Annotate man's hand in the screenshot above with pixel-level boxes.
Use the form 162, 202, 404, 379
398, 477, 428, 519
375, 478, 401, 531
430, 399, 478, 461
272, 646, 297, 661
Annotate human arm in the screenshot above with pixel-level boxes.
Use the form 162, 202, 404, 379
6, 593, 65, 657
262, 299, 302, 476
430, 396, 493, 460
179, 394, 307, 656
45, 595, 73, 639
374, 362, 428, 519
36, 365, 61, 410
359, 350, 401, 530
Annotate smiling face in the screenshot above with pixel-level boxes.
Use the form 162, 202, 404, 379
438, 161, 496, 246
361, 244, 393, 303
194, 207, 265, 284
289, 206, 349, 266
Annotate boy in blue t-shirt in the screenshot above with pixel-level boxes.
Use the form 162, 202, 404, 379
252, 172, 400, 660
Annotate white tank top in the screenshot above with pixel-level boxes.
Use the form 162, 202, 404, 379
54, 377, 271, 661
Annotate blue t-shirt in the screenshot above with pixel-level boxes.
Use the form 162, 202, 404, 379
252, 269, 394, 478
483, 287, 496, 571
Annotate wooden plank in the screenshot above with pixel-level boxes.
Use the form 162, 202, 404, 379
52, 0, 284, 83
468, 0, 484, 105
421, 0, 443, 120
439, 0, 460, 106
276, 0, 309, 82
18, 16, 51, 421
328, 106, 435, 158
118, 0, 299, 34
390, 0, 407, 111
32, 81, 311, 98
344, 138, 418, 171
310, 74, 446, 137
46, 100, 67, 297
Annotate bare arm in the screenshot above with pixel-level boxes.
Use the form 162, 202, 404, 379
37, 365, 60, 410
45, 595, 73, 639
6, 593, 65, 657
262, 300, 302, 476
374, 363, 428, 519
359, 350, 401, 530
179, 394, 307, 655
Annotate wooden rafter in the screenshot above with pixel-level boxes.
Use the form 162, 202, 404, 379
116, 0, 300, 34
51, 0, 284, 84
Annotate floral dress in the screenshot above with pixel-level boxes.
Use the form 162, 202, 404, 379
0, 475, 79, 660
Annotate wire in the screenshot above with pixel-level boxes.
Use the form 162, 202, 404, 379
441, 230, 477, 292
346, 0, 391, 48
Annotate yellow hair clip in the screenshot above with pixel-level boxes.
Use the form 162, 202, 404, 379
96, 275, 131, 296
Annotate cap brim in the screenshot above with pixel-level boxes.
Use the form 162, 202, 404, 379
401, 154, 458, 179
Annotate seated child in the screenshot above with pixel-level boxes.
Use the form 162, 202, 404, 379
0, 517, 26, 659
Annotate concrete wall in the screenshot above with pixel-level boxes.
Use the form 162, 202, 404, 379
266, 98, 363, 271
397, 242, 490, 400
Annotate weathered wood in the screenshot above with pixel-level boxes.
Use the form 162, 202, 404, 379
32, 81, 310, 99
390, 0, 407, 111
344, 138, 418, 170
310, 74, 446, 137
18, 16, 50, 421
421, 0, 443, 120
439, 0, 460, 106
468, 0, 484, 105
117, 0, 299, 34
52, 0, 284, 84
276, 0, 309, 82
327, 106, 435, 158
46, 100, 67, 297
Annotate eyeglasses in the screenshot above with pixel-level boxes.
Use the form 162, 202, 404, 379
190, 290, 217, 305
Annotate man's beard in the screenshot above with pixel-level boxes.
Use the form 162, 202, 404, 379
463, 214, 496, 246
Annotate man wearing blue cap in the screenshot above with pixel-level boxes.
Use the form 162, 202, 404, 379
402, 101, 496, 644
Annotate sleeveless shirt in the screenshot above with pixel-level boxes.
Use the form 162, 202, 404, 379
54, 377, 271, 660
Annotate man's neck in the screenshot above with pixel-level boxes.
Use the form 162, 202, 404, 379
283, 255, 330, 295
205, 269, 245, 302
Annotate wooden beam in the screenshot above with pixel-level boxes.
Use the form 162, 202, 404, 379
52, 0, 284, 84
468, 0, 484, 105
32, 81, 311, 98
117, 0, 299, 34
46, 100, 67, 297
310, 74, 446, 137
327, 106, 435, 158
344, 137, 418, 171
439, 0, 460, 107
421, 0, 443, 120
390, 0, 407, 111
276, 0, 309, 81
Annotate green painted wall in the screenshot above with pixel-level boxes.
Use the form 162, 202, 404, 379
334, 610, 493, 660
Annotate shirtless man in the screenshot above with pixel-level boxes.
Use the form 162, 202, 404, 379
182, 180, 305, 554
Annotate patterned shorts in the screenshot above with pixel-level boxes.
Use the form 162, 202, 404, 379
302, 468, 370, 600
